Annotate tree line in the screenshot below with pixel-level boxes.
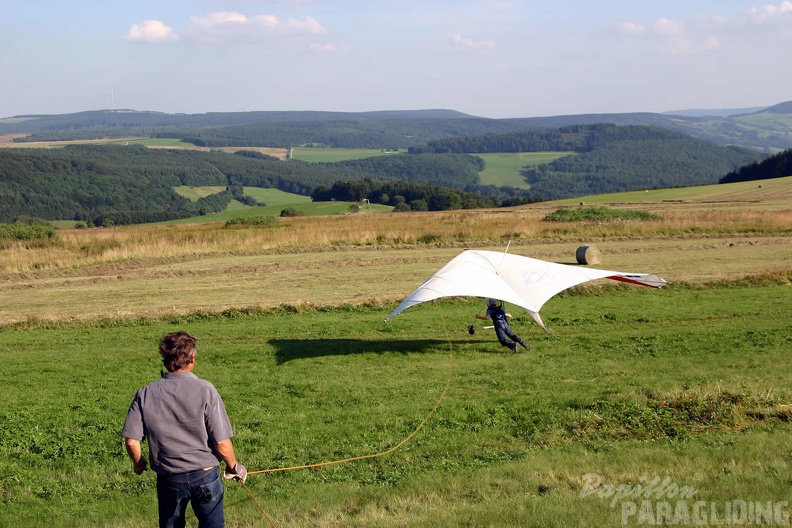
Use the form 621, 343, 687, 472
0, 145, 537, 225
719, 148, 792, 183
311, 179, 502, 211
0, 124, 771, 226
413, 124, 764, 199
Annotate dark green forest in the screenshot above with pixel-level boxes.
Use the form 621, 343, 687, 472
414, 124, 764, 199
720, 147, 792, 183
311, 179, 499, 211
0, 145, 520, 225
0, 119, 774, 226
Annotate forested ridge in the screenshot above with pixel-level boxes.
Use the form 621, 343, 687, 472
414, 124, 764, 199
0, 145, 517, 224
720, 148, 792, 183
0, 123, 769, 225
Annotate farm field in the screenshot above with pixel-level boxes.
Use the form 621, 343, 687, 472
555, 174, 792, 212
476, 152, 575, 188
164, 187, 392, 224
2, 177, 791, 324
0, 177, 791, 527
289, 148, 576, 188
2, 134, 574, 187
0, 135, 290, 159
1, 285, 790, 527
291, 147, 403, 163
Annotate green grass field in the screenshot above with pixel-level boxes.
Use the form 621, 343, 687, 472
291, 149, 576, 189
291, 147, 402, 163
163, 187, 392, 224
1, 285, 790, 527
477, 152, 575, 188
2, 177, 791, 526
126, 138, 203, 148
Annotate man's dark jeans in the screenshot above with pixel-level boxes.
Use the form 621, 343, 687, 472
156, 466, 225, 528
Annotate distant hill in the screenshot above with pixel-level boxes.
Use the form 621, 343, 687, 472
753, 101, 792, 115
720, 147, 792, 184
2, 101, 791, 152
0, 145, 502, 225
0, 124, 767, 225
414, 124, 764, 200
0, 109, 471, 133
662, 106, 768, 118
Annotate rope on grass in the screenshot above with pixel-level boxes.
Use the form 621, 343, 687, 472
238, 314, 456, 526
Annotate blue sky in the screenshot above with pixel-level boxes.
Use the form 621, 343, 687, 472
1, 1, 790, 118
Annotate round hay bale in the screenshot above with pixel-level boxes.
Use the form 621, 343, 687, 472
576, 244, 602, 265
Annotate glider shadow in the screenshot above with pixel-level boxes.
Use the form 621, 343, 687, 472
269, 338, 470, 364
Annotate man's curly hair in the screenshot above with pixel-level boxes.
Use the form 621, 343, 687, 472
159, 331, 196, 372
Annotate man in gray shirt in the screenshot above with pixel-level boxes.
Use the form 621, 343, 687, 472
122, 331, 247, 528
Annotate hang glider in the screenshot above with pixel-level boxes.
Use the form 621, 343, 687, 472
385, 249, 667, 332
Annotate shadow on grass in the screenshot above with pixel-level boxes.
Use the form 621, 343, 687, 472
269, 338, 501, 364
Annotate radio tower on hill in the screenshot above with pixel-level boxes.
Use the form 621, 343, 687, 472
109, 76, 116, 111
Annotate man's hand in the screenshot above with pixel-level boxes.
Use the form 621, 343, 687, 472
224, 463, 247, 484
133, 457, 148, 475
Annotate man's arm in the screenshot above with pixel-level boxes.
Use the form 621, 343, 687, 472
124, 437, 148, 475
216, 438, 247, 482
215, 438, 237, 470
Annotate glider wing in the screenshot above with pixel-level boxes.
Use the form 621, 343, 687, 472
385, 250, 667, 332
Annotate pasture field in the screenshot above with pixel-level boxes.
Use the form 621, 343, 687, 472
160, 187, 391, 226
477, 152, 575, 188
174, 185, 228, 201
289, 148, 575, 188
291, 147, 403, 163
0, 135, 290, 159
0, 286, 790, 527
556, 175, 792, 212
0, 177, 791, 526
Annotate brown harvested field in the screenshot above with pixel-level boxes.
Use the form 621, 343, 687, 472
0, 133, 29, 144
1, 176, 790, 326
145, 145, 289, 159
0, 135, 290, 159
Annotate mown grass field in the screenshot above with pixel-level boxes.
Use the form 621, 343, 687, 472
0, 135, 290, 159
1, 285, 791, 527
1, 177, 791, 527
291, 147, 402, 163
476, 152, 575, 188
289, 148, 576, 188
164, 187, 392, 225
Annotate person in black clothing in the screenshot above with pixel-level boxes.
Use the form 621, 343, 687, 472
475, 298, 530, 353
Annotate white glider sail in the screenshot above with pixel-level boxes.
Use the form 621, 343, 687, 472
385, 250, 667, 332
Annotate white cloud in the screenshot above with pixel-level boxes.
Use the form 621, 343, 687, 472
287, 16, 326, 35
450, 34, 496, 49
251, 15, 280, 30
187, 11, 326, 38
124, 20, 179, 43
619, 21, 645, 35
189, 12, 248, 29
618, 16, 703, 54
749, 0, 792, 22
